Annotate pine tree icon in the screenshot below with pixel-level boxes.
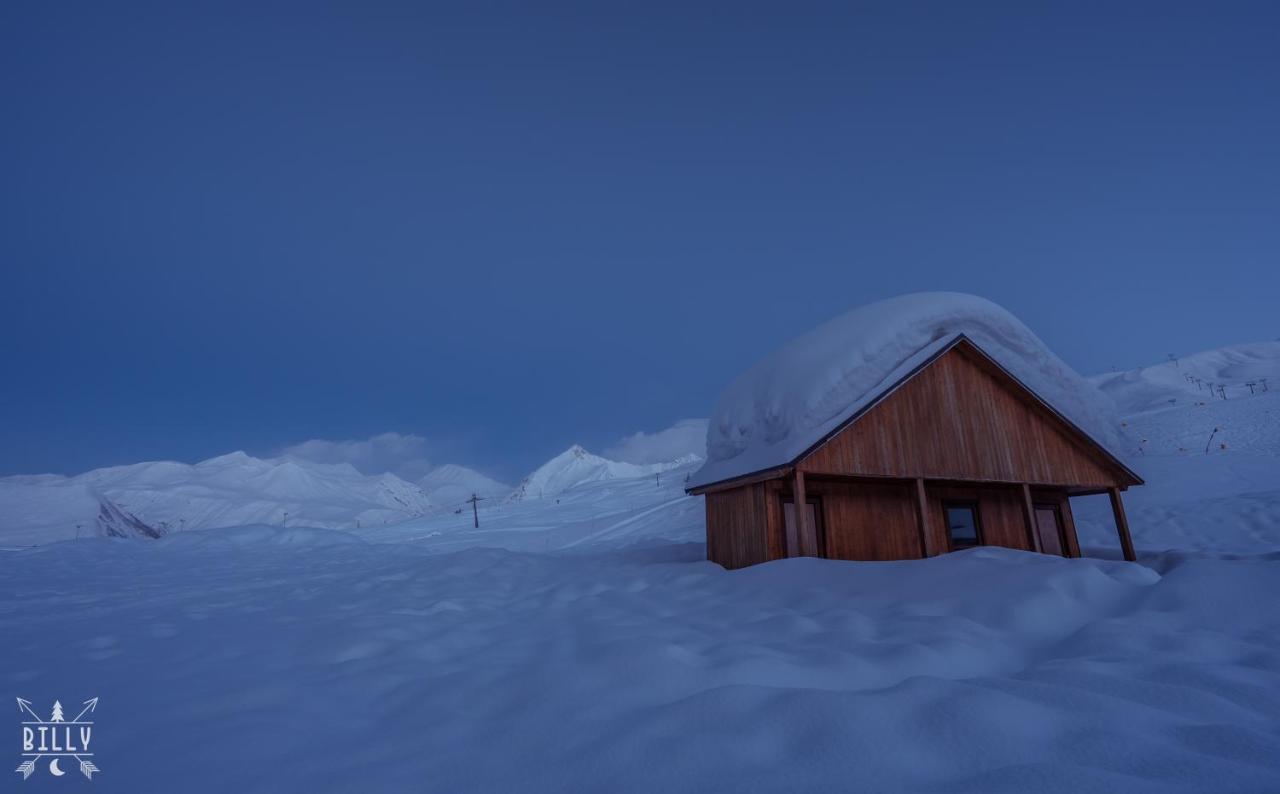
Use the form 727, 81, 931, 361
50, 700, 64, 722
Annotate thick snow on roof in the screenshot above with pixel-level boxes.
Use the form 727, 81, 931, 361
689, 292, 1132, 489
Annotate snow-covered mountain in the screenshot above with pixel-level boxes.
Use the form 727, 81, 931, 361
0, 451, 437, 545
417, 464, 512, 506
0, 444, 701, 546
509, 444, 698, 501
0, 480, 162, 547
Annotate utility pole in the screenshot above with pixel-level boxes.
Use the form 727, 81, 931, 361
467, 493, 483, 528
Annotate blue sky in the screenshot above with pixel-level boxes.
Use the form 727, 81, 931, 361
2, 2, 1277, 482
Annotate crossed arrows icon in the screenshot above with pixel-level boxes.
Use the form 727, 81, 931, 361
15, 697, 100, 781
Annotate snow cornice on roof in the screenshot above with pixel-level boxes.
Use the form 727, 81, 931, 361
687, 332, 1141, 493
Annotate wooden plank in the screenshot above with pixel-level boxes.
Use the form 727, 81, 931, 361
1020, 483, 1043, 553
914, 478, 934, 558
1058, 497, 1082, 558
1109, 487, 1137, 562
794, 468, 814, 556
764, 479, 786, 561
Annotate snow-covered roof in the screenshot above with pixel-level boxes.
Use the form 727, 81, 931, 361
688, 292, 1134, 490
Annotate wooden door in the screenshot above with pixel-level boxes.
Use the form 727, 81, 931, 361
1033, 504, 1067, 557
782, 498, 823, 557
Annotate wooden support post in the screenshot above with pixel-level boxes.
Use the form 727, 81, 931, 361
1108, 487, 1137, 562
914, 478, 935, 558
1020, 484, 1043, 554
793, 468, 815, 557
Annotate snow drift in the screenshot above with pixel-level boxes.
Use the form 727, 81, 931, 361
691, 292, 1131, 488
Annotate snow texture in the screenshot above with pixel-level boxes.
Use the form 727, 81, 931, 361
0, 452, 438, 544
690, 292, 1131, 488
510, 444, 696, 501
416, 464, 512, 506
0, 481, 160, 546
2, 342, 1280, 791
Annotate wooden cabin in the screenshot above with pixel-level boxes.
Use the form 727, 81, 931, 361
687, 334, 1143, 569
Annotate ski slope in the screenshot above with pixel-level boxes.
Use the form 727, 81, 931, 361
358, 456, 705, 552
1073, 342, 1280, 556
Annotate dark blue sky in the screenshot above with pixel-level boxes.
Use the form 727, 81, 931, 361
2, 2, 1277, 481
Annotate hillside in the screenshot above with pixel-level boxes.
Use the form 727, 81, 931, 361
1070, 342, 1280, 555
1089, 341, 1279, 416
509, 444, 697, 501
0, 446, 688, 546
0, 480, 161, 547
416, 464, 512, 506
0, 451, 437, 543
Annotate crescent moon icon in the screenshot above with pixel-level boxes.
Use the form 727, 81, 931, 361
49, 758, 66, 777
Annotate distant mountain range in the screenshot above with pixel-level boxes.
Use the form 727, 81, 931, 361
0, 445, 695, 546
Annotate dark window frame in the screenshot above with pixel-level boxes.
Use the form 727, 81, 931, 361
780, 495, 825, 557
943, 501, 984, 551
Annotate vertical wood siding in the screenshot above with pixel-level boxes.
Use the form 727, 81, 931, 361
799, 345, 1127, 489
764, 479, 786, 561
705, 484, 769, 569
804, 480, 922, 561
925, 483, 1032, 552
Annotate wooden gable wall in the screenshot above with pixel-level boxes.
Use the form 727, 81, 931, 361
798, 343, 1129, 490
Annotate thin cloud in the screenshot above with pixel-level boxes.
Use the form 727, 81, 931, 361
280, 432, 433, 481
604, 419, 707, 464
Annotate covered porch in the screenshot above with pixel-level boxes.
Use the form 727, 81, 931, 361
778, 469, 1137, 563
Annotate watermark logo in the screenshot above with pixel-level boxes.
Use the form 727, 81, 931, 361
15, 697, 100, 781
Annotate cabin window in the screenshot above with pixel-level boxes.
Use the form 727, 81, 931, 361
944, 502, 982, 550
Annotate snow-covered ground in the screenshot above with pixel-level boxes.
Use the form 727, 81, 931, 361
1073, 343, 1280, 556
5, 529, 1279, 791
3, 341, 1280, 792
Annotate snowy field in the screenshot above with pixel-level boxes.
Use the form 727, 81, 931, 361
4, 343, 1280, 792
